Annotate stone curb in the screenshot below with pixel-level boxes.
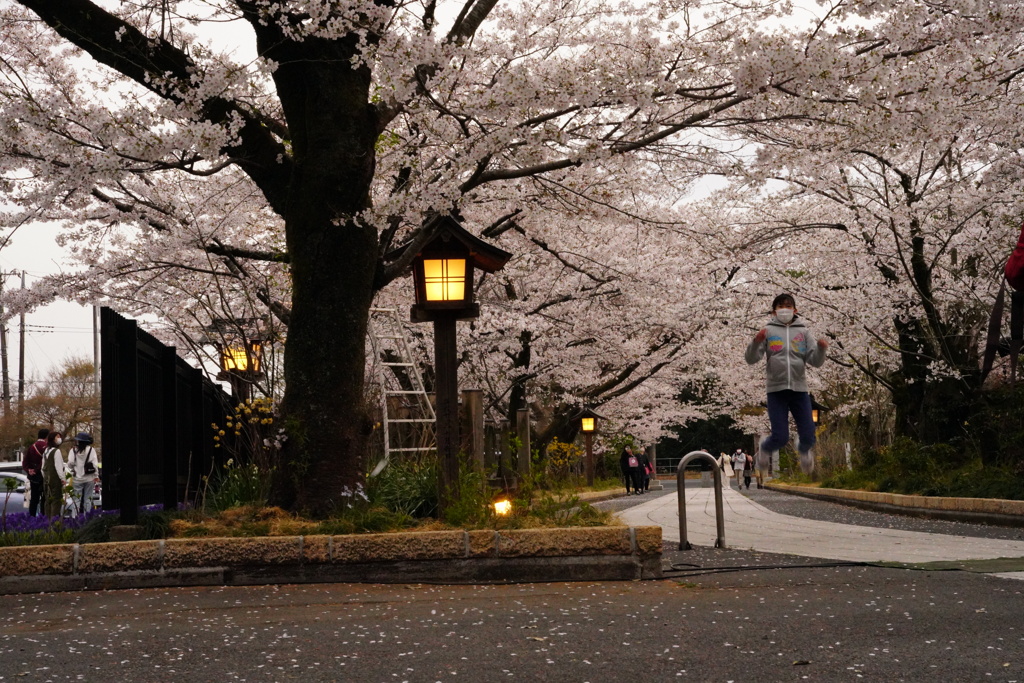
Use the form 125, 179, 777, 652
0, 526, 662, 595
766, 483, 1024, 528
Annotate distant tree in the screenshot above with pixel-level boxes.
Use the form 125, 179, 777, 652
22, 357, 100, 442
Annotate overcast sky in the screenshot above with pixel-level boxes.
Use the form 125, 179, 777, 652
0, 222, 96, 386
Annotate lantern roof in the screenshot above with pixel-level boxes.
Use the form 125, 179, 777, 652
575, 406, 608, 421
388, 214, 512, 273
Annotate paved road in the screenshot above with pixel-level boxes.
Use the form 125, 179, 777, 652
2, 568, 1024, 682
3, 485, 1024, 681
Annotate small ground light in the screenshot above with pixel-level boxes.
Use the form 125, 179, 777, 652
493, 499, 512, 516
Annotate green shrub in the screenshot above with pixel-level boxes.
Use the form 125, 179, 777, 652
367, 455, 439, 517
820, 435, 1024, 500
206, 459, 273, 511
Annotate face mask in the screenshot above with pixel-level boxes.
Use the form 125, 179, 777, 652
54, 437, 62, 446
775, 308, 794, 324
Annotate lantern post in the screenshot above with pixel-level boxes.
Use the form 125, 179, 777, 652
397, 215, 511, 514
577, 407, 605, 487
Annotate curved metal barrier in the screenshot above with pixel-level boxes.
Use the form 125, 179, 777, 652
675, 450, 726, 550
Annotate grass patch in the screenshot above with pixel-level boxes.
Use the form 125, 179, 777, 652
820, 437, 1024, 500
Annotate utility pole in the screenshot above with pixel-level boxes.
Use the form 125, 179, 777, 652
0, 271, 10, 417
16, 271, 25, 426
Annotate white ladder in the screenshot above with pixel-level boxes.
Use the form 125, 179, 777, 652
367, 307, 436, 475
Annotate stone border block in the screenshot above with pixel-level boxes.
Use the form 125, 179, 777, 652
163, 536, 303, 568
467, 530, 497, 558
0, 525, 662, 595
0, 543, 74, 576
634, 526, 662, 556
78, 540, 162, 574
496, 527, 630, 558
333, 530, 465, 563
768, 483, 1024, 527
303, 535, 332, 564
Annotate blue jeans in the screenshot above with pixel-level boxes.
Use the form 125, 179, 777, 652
762, 390, 816, 454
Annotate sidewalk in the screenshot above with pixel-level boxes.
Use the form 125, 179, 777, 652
615, 484, 1024, 579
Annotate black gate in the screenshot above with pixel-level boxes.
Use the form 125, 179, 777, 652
100, 307, 232, 524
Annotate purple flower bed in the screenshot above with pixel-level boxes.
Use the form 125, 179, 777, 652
1, 508, 117, 534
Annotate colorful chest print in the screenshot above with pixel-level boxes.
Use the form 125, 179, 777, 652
768, 332, 807, 355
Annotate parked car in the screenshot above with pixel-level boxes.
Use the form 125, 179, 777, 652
0, 472, 29, 514
0, 471, 102, 517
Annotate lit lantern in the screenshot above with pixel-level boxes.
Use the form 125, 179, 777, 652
810, 394, 828, 426
403, 214, 511, 320
204, 318, 268, 402
220, 341, 262, 374
422, 258, 467, 302
576, 407, 605, 487
493, 499, 512, 516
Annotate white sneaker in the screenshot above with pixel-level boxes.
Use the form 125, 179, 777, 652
799, 448, 815, 475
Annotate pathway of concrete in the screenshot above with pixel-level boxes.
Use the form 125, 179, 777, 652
616, 484, 1024, 579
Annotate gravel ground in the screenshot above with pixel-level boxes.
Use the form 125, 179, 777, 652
593, 479, 1024, 542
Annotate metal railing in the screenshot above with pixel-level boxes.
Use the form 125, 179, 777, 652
675, 450, 726, 550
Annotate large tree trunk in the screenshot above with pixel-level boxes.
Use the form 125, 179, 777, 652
266, 35, 381, 515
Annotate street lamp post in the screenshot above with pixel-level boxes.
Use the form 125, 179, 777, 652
399, 215, 511, 514
577, 407, 604, 487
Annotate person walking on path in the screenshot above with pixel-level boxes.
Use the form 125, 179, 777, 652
718, 452, 734, 481
744, 451, 755, 489
42, 431, 66, 517
731, 448, 746, 488
620, 445, 644, 495
21, 428, 49, 516
745, 293, 829, 474
620, 445, 636, 495
748, 450, 765, 489
67, 433, 100, 515
639, 449, 653, 492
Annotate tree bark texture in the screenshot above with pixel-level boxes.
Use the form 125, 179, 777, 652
263, 34, 381, 515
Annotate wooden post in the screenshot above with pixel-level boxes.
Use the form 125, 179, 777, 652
483, 420, 497, 472
498, 419, 511, 479
434, 314, 460, 514
461, 389, 484, 474
647, 444, 664, 490
584, 432, 594, 487
516, 407, 531, 479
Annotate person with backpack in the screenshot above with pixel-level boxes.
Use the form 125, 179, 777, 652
745, 293, 829, 475
20, 428, 49, 516
42, 431, 67, 517
67, 432, 100, 515
619, 445, 643, 495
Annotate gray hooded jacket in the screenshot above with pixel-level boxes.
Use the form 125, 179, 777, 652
745, 317, 826, 393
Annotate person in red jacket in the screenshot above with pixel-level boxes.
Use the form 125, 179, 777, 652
1005, 221, 1024, 290
21, 428, 49, 516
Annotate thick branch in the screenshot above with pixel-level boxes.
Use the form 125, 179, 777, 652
17, 0, 293, 213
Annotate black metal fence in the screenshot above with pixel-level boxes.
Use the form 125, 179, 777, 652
101, 307, 232, 524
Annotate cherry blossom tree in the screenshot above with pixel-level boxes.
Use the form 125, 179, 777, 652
5, 0, 1023, 514
0, 0, 788, 513
702, 0, 1024, 447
